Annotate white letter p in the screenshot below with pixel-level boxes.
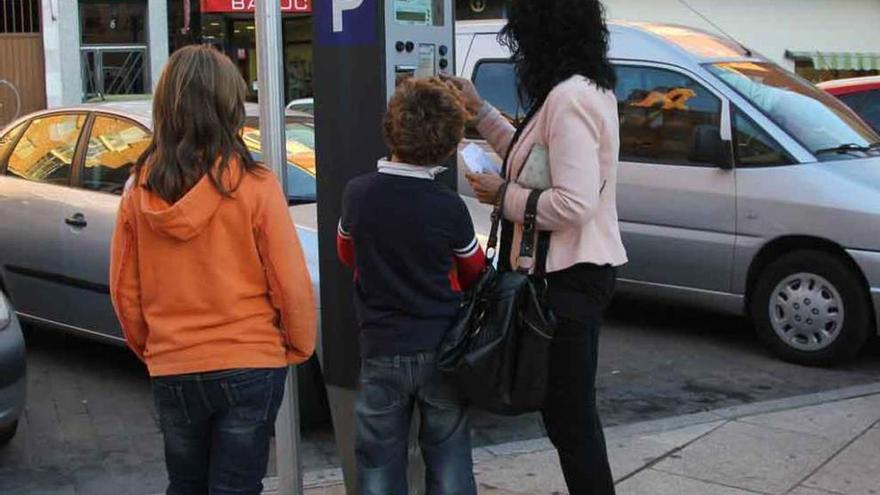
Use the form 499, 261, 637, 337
333, 0, 365, 33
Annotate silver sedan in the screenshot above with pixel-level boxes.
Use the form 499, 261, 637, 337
0, 101, 328, 422
0, 290, 26, 446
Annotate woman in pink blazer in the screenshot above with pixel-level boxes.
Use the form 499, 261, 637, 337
450, 1, 627, 493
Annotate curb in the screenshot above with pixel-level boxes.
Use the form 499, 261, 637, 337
153, 382, 880, 493
603, 381, 880, 440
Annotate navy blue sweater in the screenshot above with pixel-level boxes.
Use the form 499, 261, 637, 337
337, 168, 484, 357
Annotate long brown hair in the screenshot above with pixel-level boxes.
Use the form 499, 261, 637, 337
136, 44, 258, 204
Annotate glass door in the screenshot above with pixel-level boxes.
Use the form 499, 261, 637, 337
79, 0, 150, 100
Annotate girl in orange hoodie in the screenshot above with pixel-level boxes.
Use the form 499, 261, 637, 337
109, 45, 316, 495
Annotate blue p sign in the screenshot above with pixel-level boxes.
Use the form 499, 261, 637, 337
315, 0, 377, 46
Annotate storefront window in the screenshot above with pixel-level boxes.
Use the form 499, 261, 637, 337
456, 0, 506, 20
284, 17, 313, 100
80, 0, 150, 99
191, 14, 313, 103
80, 0, 147, 45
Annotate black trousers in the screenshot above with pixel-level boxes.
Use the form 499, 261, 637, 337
542, 263, 616, 495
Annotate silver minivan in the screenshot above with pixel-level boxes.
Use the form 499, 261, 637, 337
455, 20, 880, 365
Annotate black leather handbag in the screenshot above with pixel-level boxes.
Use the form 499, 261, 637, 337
437, 185, 556, 416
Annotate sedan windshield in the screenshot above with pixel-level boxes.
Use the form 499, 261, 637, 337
242, 117, 317, 203
707, 62, 880, 160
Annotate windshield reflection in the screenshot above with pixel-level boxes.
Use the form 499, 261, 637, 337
707, 62, 879, 160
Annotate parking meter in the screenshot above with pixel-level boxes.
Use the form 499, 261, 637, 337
313, 0, 455, 493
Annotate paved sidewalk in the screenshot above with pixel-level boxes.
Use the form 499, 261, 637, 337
298, 383, 880, 495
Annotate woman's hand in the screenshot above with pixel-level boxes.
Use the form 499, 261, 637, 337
441, 75, 484, 117
466, 172, 506, 205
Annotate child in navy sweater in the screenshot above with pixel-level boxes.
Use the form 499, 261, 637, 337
337, 78, 484, 494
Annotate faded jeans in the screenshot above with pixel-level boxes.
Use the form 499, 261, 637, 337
355, 352, 477, 495
152, 367, 287, 495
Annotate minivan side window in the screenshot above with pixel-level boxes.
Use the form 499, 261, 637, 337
733, 109, 793, 167
83, 116, 150, 194
615, 65, 722, 166
5, 114, 85, 185
472, 60, 522, 124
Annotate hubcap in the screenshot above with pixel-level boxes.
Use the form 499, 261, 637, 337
769, 273, 845, 352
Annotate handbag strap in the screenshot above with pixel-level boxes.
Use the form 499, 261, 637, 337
516, 189, 550, 275
535, 231, 551, 276
485, 182, 510, 264
489, 103, 543, 271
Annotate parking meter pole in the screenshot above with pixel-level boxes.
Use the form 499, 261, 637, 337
313, 1, 455, 493
255, 1, 303, 495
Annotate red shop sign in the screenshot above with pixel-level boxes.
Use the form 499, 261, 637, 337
200, 0, 312, 14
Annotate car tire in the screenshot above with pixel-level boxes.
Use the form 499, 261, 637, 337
0, 420, 18, 446
751, 250, 871, 366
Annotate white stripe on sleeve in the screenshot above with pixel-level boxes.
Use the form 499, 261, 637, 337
454, 237, 480, 258
337, 220, 352, 239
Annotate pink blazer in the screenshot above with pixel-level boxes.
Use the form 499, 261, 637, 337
475, 75, 628, 273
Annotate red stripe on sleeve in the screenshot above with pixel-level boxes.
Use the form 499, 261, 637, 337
455, 246, 486, 290
448, 268, 462, 292
337, 233, 355, 268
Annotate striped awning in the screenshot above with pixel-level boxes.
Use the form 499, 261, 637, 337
786, 51, 880, 71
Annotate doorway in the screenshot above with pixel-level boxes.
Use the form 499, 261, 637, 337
199, 14, 313, 103
79, 0, 150, 100
0, 0, 46, 126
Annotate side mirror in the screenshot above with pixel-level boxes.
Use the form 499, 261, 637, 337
690, 125, 733, 169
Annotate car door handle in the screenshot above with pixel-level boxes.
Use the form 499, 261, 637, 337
65, 213, 88, 228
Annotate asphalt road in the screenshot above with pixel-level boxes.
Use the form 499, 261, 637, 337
2, 296, 879, 494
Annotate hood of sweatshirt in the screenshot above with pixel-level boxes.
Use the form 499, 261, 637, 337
139, 174, 226, 241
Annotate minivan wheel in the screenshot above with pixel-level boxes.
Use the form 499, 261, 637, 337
0, 420, 18, 446
752, 251, 871, 366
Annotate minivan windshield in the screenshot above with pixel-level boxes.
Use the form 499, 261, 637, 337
707, 62, 880, 160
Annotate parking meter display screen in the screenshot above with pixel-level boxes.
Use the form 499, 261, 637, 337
394, 0, 444, 26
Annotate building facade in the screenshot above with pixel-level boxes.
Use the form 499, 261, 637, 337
38, 0, 168, 108
14, 0, 880, 118
35, 0, 311, 110
1, 0, 46, 124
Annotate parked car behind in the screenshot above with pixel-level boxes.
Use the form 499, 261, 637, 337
286, 98, 314, 115
0, 101, 327, 422
818, 76, 880, 133
0, 289, 26, 446
455, 20, 880, 365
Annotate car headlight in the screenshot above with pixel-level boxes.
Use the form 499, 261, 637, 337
0, 292, 11, 330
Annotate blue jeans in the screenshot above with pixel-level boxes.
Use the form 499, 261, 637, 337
355, 353, 477, 495
152, 367, 288, 495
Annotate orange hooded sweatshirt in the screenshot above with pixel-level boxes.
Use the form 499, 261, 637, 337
109, 163, 316, 377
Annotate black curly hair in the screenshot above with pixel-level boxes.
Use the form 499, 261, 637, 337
500, 0, 617, 112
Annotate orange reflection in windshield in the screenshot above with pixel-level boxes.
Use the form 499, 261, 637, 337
630, 88, 697, 110
241, 127, 316, 177
630, 22, 748, 59
717, 62, 769, 74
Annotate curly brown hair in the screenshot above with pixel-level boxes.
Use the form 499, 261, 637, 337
383, 77, 468, 166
